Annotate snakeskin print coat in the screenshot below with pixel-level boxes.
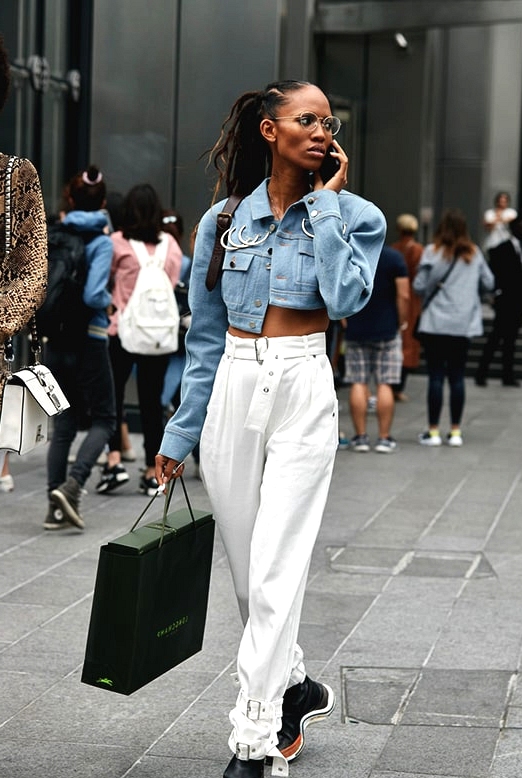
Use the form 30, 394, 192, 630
0, 153, 47, 409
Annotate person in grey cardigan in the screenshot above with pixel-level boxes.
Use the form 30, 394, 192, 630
413, 208, 494, 447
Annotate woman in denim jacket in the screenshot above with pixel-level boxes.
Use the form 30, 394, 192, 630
156, 80, 386, 778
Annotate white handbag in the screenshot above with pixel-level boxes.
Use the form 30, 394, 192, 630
0, 155, 70, 455
0, 363, 70, 454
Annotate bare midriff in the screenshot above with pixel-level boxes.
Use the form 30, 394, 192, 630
228, 304, 329, 339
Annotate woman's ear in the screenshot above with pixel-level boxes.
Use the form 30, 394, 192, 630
260, 118, 276, 143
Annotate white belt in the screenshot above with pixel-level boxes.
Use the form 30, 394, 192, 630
224, 332, 326, 434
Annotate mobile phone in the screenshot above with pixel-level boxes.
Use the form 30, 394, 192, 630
319, 145, 340, 183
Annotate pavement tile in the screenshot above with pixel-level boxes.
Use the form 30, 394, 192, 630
490, 728, 522, 777
400, 668, 511, 727
342, 666, 419, 725
370, 773, 470, 778
375, 725, 498, 776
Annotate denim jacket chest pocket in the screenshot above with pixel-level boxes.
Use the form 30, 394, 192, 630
221, 249, 270, 308
271, 235, 318, 293
295, 237, 318, 290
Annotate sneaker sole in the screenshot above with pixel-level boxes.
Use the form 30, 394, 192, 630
352, 446, 370, 453
418, 437, 442, 447
43, 520, 70, 530
95, 473, 130, 494
139, 486, 159, 497
374, 445, 395, 453
49, 491, 85, 529
280, 684, 336, 762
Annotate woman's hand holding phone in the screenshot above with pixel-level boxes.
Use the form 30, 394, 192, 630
313, 139, 348, 193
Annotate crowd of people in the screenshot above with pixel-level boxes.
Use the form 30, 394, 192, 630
2, 41, 522, 776
336, 197, 522, 453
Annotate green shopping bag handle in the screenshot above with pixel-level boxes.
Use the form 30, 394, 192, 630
130, 477, 197, 546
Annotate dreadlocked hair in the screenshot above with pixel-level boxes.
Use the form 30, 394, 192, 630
433, 208, 475, 264
209, 80, 311, 203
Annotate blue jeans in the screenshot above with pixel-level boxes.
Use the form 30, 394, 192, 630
422, 334, 470, 426
46, 338, 116, 492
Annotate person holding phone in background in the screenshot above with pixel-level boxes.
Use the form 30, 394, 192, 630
155, 80, 386, 777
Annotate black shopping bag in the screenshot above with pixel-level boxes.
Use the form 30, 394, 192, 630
81, 478, 214, 695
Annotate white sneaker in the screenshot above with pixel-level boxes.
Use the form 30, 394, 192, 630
0, 474, 14, 492
418, 431, 442, 446
446, 432, 463, 447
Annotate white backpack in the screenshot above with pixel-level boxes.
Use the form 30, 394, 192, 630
118, 233, 180, 355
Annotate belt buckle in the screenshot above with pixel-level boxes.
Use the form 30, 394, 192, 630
254, 337, 268, 365
235, 743, 251, 759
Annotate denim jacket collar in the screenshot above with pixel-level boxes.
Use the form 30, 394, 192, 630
248, 179, 274, 223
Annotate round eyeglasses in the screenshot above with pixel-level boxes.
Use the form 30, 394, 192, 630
273, 111, 342, 136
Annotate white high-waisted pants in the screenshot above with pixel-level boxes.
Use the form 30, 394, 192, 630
200, 333, 338, 769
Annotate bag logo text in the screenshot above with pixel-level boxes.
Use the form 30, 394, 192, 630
157, 615, 189, 638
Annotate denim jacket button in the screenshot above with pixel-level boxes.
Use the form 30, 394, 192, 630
230, 259, 236, 268
249, 321, 256, 329
307, 197, 315, 204
310, 209, 318, 218
254, 299, 262, 307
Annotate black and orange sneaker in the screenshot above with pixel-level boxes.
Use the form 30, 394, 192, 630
277, 676, 335, 761
223, 755, 264, 777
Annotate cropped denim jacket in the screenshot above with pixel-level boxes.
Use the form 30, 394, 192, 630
160, 179, 386, 461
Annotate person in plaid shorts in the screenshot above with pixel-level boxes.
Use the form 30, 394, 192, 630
343, 245, 409, 452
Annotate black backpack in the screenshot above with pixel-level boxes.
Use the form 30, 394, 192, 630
36, 223, 94, 346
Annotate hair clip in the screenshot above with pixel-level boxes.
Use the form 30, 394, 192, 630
82, 170, 103, 186
163, 215, 178, 224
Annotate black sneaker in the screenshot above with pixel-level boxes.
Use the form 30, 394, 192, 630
350, 433, 371, 452
95, 463, 130, 494
50, 476, 85, 529
139, 473, 160, 497
223, 755, 264, 777
43, 502, 74, 530
277, 676, 335, 761
374, 436, 397, 453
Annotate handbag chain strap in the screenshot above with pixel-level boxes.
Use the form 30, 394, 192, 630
3, 156, 15, 376
3, 155, 42, 373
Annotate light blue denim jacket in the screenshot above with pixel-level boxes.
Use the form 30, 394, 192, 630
160, 179, 386, 461
62, 210, 113, 340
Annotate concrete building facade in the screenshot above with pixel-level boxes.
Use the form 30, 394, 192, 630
1, 1, 522, 249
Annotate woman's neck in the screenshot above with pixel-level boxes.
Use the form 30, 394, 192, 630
267, 172, 311, 221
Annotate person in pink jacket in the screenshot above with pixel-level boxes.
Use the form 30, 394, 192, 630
96, 183, 181, 496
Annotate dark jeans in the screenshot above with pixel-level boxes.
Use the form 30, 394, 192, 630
422, 334, 470, 426
108, 335, 169, 467
46, 338, 116, 492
